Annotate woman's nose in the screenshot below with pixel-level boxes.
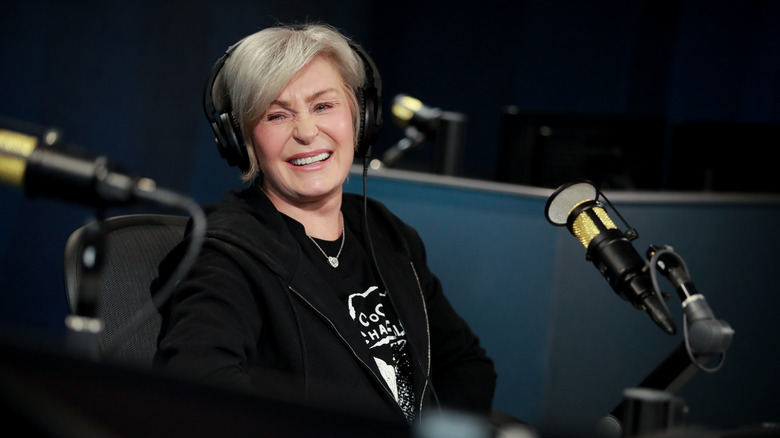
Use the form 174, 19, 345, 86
293, 116, 318, 144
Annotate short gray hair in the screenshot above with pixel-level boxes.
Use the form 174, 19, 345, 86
212, 24, 366, 181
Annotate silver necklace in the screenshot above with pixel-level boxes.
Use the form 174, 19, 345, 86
307, 213, 345, 268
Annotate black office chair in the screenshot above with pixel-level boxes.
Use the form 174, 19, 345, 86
64, 214, 189, 367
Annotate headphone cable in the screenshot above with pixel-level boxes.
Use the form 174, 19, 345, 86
360, 155, 441, 421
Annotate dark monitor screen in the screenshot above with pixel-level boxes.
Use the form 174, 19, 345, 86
498, 108, 780, 193
498, 108, 668, 191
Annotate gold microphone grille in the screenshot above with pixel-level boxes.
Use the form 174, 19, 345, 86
571, 203, 617, 249
0, 129, 37, 186
391, 95, 423, 125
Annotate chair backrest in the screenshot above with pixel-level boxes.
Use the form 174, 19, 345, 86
64, 214, 188, 367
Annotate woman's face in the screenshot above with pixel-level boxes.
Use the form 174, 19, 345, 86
251, 56, 355, 210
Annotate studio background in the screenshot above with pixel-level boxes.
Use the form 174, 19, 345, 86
2, 0, 779, 435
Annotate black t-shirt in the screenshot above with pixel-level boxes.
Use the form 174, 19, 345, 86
282, 212, 416, 422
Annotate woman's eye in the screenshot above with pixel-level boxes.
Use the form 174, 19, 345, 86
266, 113, 286, 122
314, 102, 334, 112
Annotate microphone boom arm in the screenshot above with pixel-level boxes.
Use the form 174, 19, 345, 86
601, 245, 734, 436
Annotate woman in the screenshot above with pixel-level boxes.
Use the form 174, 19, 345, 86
154, 23, 496, 425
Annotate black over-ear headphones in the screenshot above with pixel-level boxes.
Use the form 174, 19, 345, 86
202, 38, 383, 172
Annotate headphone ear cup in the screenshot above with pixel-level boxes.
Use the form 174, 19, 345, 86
203, 43, 251, 172
214, 111, 249, 171
357, 85, 381, 158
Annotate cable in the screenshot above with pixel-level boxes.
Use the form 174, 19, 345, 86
647, 247, 678, 331
648, 247, 726, 373
99, 187, 207, 360
360, 155, 442, 420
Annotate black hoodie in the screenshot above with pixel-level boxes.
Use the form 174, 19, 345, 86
154, 182, 496, 424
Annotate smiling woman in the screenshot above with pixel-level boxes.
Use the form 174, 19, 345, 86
154, 23, 497, 426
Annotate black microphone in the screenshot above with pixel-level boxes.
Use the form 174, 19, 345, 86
377, 95, 440, 168
545, 181, 677, 335
391, 94, 442, 135
0, 116, 157, 208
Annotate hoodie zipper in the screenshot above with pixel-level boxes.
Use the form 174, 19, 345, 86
409, 261, 432, 420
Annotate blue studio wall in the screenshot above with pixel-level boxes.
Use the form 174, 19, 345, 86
2, 0, 780, 435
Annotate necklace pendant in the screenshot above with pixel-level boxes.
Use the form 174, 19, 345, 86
328, 256, 339, 268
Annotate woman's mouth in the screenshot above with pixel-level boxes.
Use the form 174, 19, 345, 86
289, 152, 332, 166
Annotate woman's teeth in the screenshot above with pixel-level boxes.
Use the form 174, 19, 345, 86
290, 152, 331, 166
